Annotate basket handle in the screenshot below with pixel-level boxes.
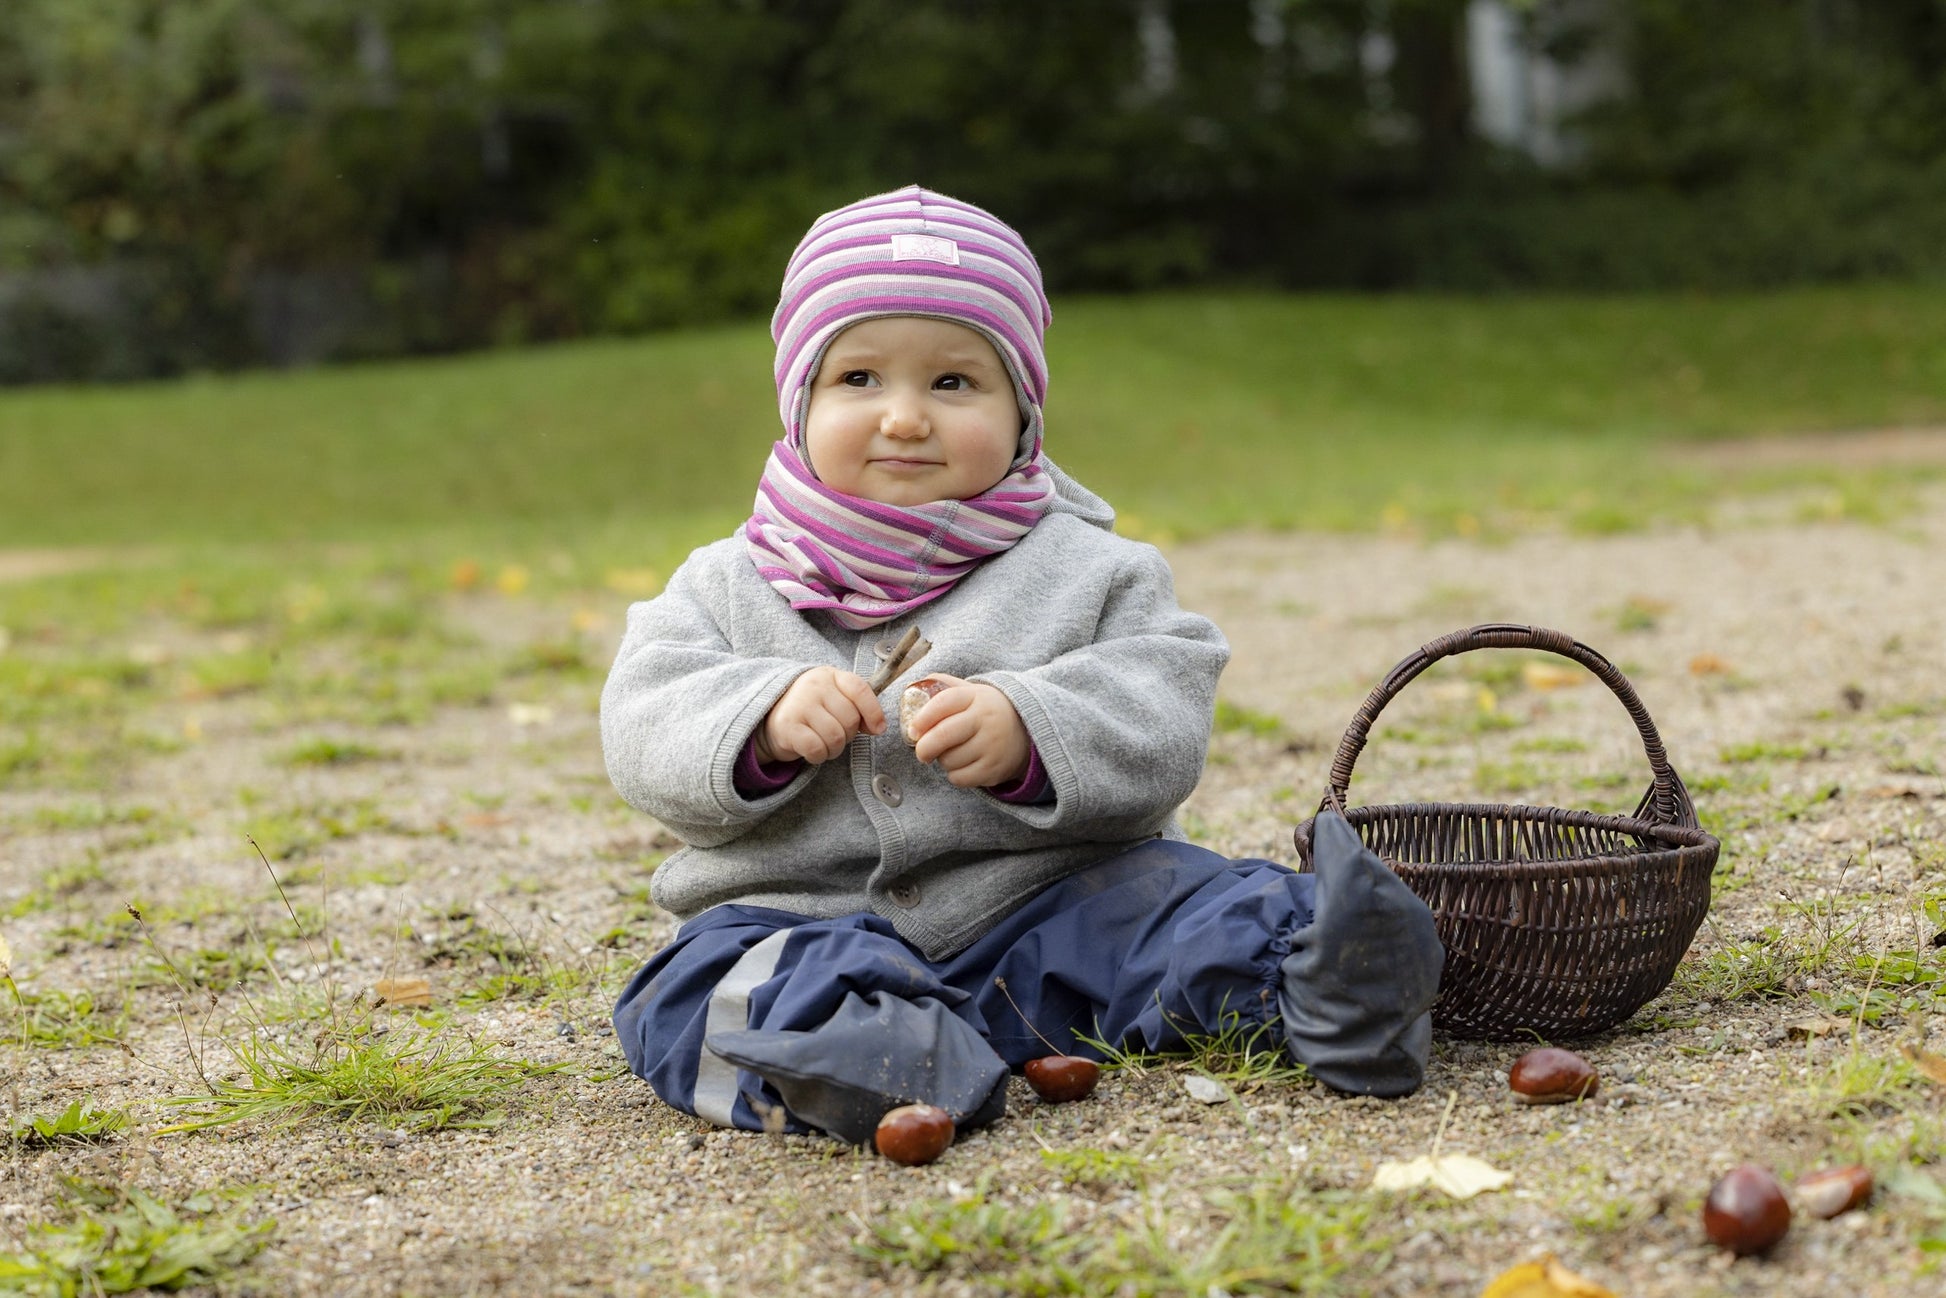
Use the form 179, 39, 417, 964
1321, 623, 1698, 828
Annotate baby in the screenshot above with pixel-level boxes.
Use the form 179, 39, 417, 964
602, 186, 1442, 1143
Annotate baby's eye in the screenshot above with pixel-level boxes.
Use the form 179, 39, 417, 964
839, 370, 875, 387
933, 373, 970, 391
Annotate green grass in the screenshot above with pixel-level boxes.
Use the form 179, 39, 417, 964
160, 1023, 562, 1134
7, 1099, 132, 1146
3, 285, 1944, 552
860, 1173, 1383, 1295
0, 1181, 271, 1294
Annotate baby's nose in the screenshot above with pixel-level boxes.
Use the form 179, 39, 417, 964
880, 398, 930, 437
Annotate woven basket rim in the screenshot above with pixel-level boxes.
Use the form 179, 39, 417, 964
1299, 800, 1718, 847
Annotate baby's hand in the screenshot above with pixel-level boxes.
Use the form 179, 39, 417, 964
908, 675, 1031, 789
757, 668, 886, 765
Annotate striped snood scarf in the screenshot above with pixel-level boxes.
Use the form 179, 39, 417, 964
742, 186, 1056, 630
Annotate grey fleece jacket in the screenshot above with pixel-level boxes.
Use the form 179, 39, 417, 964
600, 468, 1230, 960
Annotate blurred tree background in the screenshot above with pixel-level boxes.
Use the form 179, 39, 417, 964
1, 0, 1942, 384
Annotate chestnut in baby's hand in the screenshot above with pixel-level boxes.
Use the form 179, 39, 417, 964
900, 674, 1031, 790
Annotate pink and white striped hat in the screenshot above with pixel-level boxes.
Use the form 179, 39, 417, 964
770, 185, 1052, 462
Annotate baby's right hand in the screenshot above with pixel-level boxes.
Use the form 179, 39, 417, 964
755, 667, 886, 765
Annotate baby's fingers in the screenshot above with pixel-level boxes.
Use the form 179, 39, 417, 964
834, 671, 888, 736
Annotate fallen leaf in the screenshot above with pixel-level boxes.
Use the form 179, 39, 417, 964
1688, 653, 1732, 676
1885, 1164, 1946, 1208
570, 607, 607, 635
1372, 1153, 1511, 1199
1184, 1075, 1231, 1104
373, 977, 433, 1009
604, 567, 663, 598
1520, 662, 1584, 692
1899, 1043, 1946, 1088
1786, 1016, 1850, 1040
463, 812, 512, 829
1481, 1255, 1617, 1298
1865, 784, 1929, 800
496, 564, 530, 596
451, 559, 482, 591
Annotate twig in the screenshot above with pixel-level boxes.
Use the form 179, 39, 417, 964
1429, 1089, 1459, 1160
994, 976, 1062, 1055
866, 625, 931, 693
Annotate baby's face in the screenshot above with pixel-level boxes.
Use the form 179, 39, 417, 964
802, 317, 1020, 506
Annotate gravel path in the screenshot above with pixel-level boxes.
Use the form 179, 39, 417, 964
3, 482, 1945, 1296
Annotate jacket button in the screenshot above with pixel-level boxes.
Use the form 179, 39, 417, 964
872, 773, 902, 807
889, 882, 921, 908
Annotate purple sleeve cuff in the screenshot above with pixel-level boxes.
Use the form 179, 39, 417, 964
733, 735, 802, 798
988, 743, 1053, 804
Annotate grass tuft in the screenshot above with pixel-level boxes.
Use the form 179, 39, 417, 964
159, 1023, 563, 1134
0, 1181, 271, 1295
7, 1099, 132, 1146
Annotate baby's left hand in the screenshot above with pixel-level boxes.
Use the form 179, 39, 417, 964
907, 675, 1031, 789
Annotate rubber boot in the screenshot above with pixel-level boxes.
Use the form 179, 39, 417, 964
705, 990, 1008, 1145
1279, 810, 1443, 1097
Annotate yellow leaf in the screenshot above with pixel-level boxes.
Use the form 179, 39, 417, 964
1481, 1255, 1617, 1298
496, 564, 530, 596
603, 567, 663, 598
1688, 653, 1732, 676
1901, 1043, 1946, 1088
1372, 1153, 1511, 1199
1521, 662, 1584, 692
450, 559, 482, 592
1474, 686, 1498, 714
373, 977, 433, 1009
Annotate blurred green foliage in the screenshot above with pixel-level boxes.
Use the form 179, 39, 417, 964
1, 1, 1943, 383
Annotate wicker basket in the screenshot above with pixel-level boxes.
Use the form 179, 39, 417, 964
1292, 624, 1718, 1039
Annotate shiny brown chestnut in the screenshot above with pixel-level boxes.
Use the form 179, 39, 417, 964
874, 1103, 955, 1166
1796, 1165, 1873, 1220
1024, 1055, 1100, 1103
1508, 1047, 1600, 1105
1703, 1163, 1791, 1255
899, 678, 950, 745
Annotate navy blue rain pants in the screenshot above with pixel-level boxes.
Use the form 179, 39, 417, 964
613, 838, 1314, 1135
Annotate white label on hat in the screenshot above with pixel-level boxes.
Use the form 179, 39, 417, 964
891, 234, 960, 265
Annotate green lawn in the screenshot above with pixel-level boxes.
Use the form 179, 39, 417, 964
3, 284, 1943, 566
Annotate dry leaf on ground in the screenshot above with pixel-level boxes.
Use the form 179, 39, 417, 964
1688, 653, 1732, 676
1521, 662, 1585, 691
1899, 1043, 1946, 1087
1481, 1255, 1617, 1297
1786, 1016, 1850, 1039
374, 977, 434, 1009
1372, 1153, 1511, 1199
1183, 1075, 1230, 1104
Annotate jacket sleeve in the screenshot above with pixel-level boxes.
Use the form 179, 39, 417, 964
973, 542, 1227, 839
599, 555, 817, 848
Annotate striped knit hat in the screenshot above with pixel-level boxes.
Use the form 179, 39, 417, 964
771, 185, 1052, 460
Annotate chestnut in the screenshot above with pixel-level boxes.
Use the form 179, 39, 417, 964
1508, 1047, 1600, 1105
899, 678, 949, 745
873, 1103, 954, 1166
1703, 1163, 1791, 1255
1796, 1165, 1872, 1220
1024, 1055, 1100, 1103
